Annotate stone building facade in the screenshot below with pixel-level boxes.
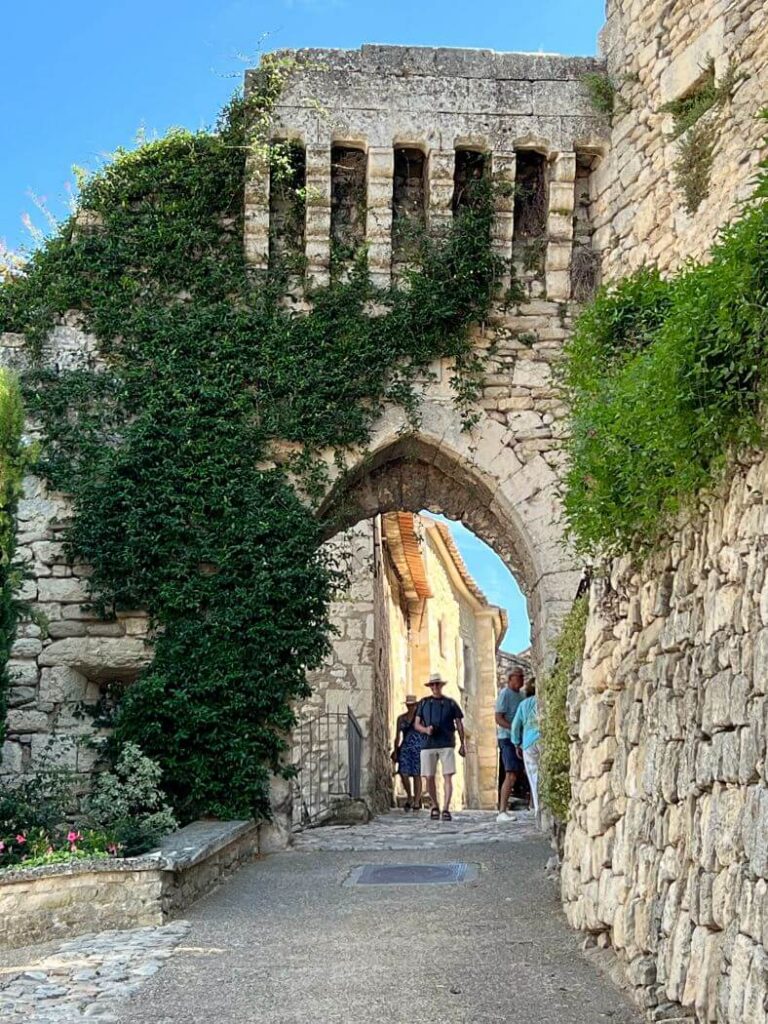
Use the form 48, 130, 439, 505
2, 43, 602, 788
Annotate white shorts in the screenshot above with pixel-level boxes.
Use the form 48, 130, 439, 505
420, 747, 457, 776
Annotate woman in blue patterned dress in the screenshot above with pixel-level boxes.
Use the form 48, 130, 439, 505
391, 695, 426, 810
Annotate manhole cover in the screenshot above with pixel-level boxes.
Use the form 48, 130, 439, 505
347, 863, 477, 886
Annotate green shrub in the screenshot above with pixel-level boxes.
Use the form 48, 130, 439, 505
0, 765, 114, 869
540, 596, 588, 821
85, 743, 177, 855
562, 117, 768, 555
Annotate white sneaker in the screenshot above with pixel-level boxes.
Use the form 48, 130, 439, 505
496, 811, 517, 823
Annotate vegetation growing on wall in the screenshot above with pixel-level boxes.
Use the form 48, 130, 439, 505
540, 595, 587, 822
582, 72, 617, 116
0, 370, 28, 748
0, 62, 502, 820
562, 115, 768, 556
660, 58, 739, 213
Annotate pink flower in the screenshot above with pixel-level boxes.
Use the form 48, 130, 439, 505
66, 831, 82, 844
0, 841, 5, 853
107, 844, 118, 856
15, 834, 26, 845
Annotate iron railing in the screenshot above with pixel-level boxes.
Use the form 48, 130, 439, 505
292, 707, 363, 829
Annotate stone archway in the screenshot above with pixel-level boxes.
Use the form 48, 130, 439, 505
286, 396, 581, 826
317, 398, 580, 666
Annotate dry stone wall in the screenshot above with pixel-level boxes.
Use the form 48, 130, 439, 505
564, 451, 768, 1023
562, 4, 768, 1020
0, 329, 151, 790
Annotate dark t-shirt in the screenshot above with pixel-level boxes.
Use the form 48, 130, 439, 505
416, 696, 464, 749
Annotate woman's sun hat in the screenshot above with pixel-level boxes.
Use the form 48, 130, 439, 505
404, 694, 418, 705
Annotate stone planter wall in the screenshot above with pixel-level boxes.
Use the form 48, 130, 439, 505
563, 451, 768, 1023
0, 820, 259, 950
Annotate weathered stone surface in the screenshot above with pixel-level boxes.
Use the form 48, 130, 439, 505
38, 637, 150, 676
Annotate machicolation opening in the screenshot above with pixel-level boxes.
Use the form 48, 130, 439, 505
330, 145, 368, 267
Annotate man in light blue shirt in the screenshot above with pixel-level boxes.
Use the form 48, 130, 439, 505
495, 668, 525, 823
511, 679, 541, 820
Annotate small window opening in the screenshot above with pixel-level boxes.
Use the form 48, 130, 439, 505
571, 152, 601, 302
269, 141, 306, 270
392, 147, 426, 261
453, 150, 487, 212
513, 150, 548, 240
330, 146, 367, 270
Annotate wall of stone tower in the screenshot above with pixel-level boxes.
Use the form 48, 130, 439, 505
562, 3, 768, 1022
594, 0, 768, 279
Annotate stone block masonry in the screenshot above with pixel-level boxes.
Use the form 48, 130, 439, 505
564, 451, 768, 1023
559, 4, 768, 1020
594, 0, 768, 277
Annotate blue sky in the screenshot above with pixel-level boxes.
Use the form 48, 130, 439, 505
429, 516, 530, 654
2, 0, 603, 252
2, 0, 599, 651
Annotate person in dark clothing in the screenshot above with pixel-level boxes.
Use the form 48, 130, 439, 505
414, 673, 465, 821
391, 694, 426, 810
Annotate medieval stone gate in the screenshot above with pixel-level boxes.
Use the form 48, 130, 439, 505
0, 44, 606, 797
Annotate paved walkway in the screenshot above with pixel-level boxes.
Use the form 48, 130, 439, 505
1, 811, 642, 1024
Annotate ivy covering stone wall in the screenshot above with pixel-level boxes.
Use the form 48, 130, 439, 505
0, 66, 501, 822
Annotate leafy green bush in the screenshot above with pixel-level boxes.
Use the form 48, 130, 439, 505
85, 743, 177, 856
0, 66, 502, 820
540, 596, 588, 821
562, 119, 768, 555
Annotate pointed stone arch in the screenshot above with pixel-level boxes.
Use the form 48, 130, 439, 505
317, 399, 579, 665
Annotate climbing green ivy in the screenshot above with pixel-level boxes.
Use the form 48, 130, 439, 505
562, 111, 768, 557
0, 66, 502, 819
0, 370, 28, 749
540, 595, 588, 822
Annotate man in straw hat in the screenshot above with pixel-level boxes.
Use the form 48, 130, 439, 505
414, 673, 466, 821
391, 693, 426, 810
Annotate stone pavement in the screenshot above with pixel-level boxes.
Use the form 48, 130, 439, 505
0, 921, 190, 1024
291, 807, 541, 852
1, 812, 642, 1023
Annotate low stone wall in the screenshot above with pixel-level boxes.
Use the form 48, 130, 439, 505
0, 820, 259, 950
563, 450, 768, 1023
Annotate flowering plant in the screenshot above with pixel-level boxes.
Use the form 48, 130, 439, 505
0, 825, 115, 870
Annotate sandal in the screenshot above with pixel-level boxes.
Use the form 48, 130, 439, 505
403, 801, 412, 811
441, 810, 452, 821
430, 807, 440, 820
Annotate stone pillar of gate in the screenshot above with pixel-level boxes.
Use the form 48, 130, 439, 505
366, 147, 394, 288
262, 772, 294, 852
244, 149, 270, 271
545, 150, 577, 300
305, 143, 332, 288
427, 148, 455, 236
491, 149, 516, 289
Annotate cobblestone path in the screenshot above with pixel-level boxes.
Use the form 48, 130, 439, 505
0, 921, 190, 1023
1, 812, 642, 1023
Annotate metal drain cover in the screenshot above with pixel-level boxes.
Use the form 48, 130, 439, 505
348, 863, 477, 886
